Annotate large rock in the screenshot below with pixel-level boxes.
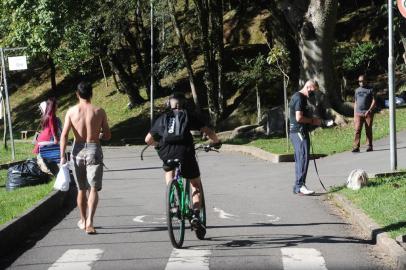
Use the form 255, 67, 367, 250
264, 106, 286, 135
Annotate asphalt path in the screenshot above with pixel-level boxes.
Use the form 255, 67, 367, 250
4, 133, 404, 269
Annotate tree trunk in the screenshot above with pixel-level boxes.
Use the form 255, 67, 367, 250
108, 52, 145, 105
124, 29, 149, 91
399, 18, 406, 65
298, 0, 340, 107
211, 0, 225, 117
194, 0, 219, 126
48, 56, 57, 91
112, 72, 120, 92
276, 0, 351, 116
256, 85, 261, 124
167, 0, 201, 111
134, 0, 151, 99
184, 0, 189, 12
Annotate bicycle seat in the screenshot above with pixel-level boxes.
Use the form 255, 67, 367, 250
163, 159, 181, 171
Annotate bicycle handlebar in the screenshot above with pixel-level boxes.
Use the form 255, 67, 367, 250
141, 143, 221, 161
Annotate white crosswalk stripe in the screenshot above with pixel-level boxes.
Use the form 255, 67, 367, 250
281, 248, 328, 270
48, 249, 104, 270
165, 249, 211, 270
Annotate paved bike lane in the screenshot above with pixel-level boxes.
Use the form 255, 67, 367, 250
3, 133, 401, 269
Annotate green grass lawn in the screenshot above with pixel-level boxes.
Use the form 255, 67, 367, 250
0, 141, 35, 164
0, 169, 54, 226
228, 107, 406, 155
334, 175, 406, 238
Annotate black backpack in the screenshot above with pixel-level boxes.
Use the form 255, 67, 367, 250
162, 109, 189, 144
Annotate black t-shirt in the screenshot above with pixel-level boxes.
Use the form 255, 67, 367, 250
149, 109, 206, 161
289, 92, 311, 133
354, 86, 374, 114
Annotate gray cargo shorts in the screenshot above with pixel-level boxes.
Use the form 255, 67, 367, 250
71, 143, 103, 191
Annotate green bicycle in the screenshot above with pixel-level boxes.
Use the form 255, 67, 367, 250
166, 144, 218, 248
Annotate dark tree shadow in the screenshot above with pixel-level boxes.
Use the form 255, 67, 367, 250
0, 188, 77, 269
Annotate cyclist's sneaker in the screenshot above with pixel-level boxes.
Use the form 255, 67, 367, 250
195, 225, 206, 240
190, 211, 201, 229
191, 210, 206, 240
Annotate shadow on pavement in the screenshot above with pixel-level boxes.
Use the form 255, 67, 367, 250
202, 233, 371, 250
104, 167, 162, 173
371, 221, 406, 244
0, 189, 77, 269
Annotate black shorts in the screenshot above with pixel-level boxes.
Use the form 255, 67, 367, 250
163, 151, 200, 179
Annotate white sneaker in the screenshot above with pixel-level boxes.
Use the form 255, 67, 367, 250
299, 185, 315, 195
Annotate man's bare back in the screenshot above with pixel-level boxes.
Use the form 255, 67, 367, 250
67, 103, 110, 143
59, 81, 111, 235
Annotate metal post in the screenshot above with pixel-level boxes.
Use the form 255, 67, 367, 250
99, 56, 108, 87
284, 76, 289, 152
388, 0, 397, 171
0, 48, 16, 160
150, 0, 154, 127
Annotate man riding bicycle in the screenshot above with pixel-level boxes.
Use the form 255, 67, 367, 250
145, 92, 221, 232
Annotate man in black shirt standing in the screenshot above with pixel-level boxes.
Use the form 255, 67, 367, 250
289, 80, 321, 195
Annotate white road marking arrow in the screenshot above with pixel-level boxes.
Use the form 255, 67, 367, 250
249, 212, 281, 222
213, 207, 238, 219
133, 215, 146, 223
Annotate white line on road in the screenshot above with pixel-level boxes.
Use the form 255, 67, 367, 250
248, 212, 281, 222
165, 249, 210, 270
213, 207, 238, 219
281, 248, 328, 270
48, 249, 104, 270
133, 215, 146, 223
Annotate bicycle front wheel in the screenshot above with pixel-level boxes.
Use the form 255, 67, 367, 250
166, 179, 185, 248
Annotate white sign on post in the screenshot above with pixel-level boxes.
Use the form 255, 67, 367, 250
8, 56, 27, 71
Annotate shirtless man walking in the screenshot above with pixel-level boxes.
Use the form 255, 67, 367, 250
60, 81, 111, 234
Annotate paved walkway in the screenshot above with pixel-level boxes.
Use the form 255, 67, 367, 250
2, 131, 405, 269
309, 130, 406, 191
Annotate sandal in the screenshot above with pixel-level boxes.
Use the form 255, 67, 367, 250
85, 226, 97, 234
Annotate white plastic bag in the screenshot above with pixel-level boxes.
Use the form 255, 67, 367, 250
54, 163, 70, 191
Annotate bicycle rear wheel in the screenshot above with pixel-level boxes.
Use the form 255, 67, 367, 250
166, 179, 185, 248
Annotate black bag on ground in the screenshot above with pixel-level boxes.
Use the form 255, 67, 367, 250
162, 110, 188, 144
6, 159, 51, 191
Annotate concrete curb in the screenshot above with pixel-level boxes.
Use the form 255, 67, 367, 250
372, 171, 406, 178
331, 193, 406, 270
221, 144, 326, 163
0, 188, 69, 255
